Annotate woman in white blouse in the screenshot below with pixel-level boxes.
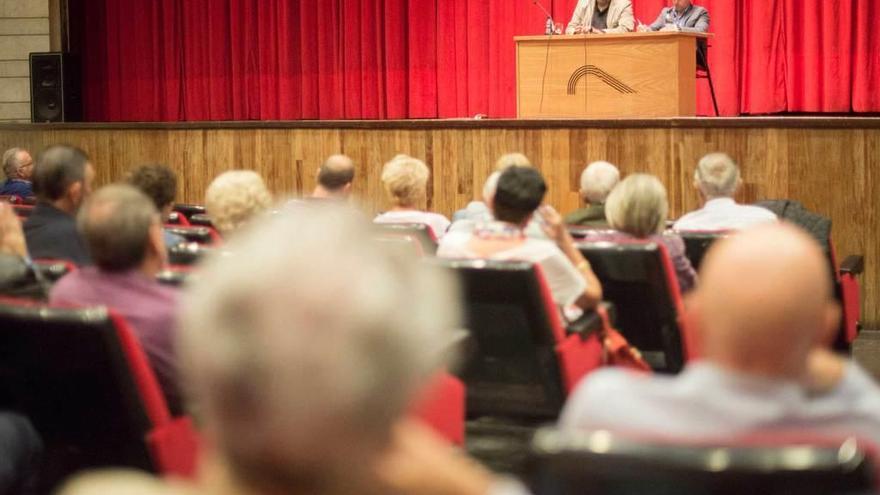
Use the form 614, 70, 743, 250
373, 155, 451, 239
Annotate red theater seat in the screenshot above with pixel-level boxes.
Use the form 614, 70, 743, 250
32, 258, 78, 283
527, 428, 878, 495
0, 298, 199, 490
164, 225, 222, 246
577, 238, 695, 373
438, 259, 609, 421
375, 223, 438, 256
410, 372, 466, 445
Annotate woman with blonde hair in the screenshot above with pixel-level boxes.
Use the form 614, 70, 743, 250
373, 155, 450, 239
602, 173, 697, 292
205, 170, 273, 236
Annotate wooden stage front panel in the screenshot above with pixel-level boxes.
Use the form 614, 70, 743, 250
1, 118, 877, 327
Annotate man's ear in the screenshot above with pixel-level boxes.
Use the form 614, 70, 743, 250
343, 182, 353, 193
817, 301, 842, 348
149, 222, 168, 267
67, 181, 83, 206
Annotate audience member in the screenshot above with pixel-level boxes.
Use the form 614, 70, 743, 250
23, 145, 94, 265
564, 160, 620, 227
49, 185, 181, 413
600, 174, 697, 292
452, 153, 535, 225
172, 205, 523, 495
560, 223, 880, 445
439, 167, 602, 316
0, 203, 48, 299
494, 152, 532, 170
311, 154, 355, 200
674, 153, 777, 231
0, 412, 41, 495
0, 148, 34, 197
126, 164, 185, 248
205, 170, 272, 236
374, 156, 450, 239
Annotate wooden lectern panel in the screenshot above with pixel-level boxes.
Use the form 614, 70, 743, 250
516, 32, 709, 119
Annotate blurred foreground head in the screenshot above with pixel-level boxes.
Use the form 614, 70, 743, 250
694, 223, 840, 380
179, 204, 460, 493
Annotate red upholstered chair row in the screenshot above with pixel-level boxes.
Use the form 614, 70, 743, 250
0, 298, 200, 491
438, 259, 610, 421
526, 428, 878, 495
576, 237, 695, 373
677, 230, 865, 352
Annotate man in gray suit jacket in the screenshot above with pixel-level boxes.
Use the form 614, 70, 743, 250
638, 0, 709, 33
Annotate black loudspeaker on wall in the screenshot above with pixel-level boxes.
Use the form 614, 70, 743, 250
29, 52, 82, 123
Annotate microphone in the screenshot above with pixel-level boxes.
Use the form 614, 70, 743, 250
531, 0, 558, 35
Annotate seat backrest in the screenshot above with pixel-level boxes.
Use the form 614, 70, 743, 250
167, 243, 211, 266
439, 259, 568, 420
527, 428, 877, 495
0, 299, 170, 486
32, 258, 78, 282
164, 226, 221, 246
166, 211, 190, 227
678, 230, 726, 271
188, 213, 214, 227
375, 223, 438, 255
12, 204, 33, 218
172, 203, 206, 220
578, 240, 687, 373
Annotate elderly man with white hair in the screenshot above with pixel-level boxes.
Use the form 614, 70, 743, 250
560, 223, 880, 445
0, 147, 34, 197
674, 153, 777, 231
168, 205, 530, 495
564, 160, 620, 227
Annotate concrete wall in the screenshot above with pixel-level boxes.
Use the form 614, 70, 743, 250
0, 0, 50, 122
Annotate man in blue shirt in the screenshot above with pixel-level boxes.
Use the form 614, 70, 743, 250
560, 223, 880, 446
0, 148, 34, 197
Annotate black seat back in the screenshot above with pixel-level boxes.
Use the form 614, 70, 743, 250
165, 226, 214, 245
679, 231, 726, 271
439, 259, 566, 420
375, 223, 438, 255
172, 203, 206, 220
527, 428, 877, 495
0, 301, 161, 486
167, 243, 211, 266
578, 241, 685, 373
188, 213, 214, 227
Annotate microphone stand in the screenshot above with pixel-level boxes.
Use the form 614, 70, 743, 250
531, 0, 559, 35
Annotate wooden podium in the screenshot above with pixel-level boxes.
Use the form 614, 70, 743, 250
515, 32, 710, 119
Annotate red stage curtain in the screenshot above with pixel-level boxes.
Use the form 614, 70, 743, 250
72, 0, 880, 121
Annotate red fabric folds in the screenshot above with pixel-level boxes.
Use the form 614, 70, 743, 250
72, 0, 880, 121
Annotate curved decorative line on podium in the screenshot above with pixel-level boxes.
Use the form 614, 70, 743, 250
567, 66, 637, 95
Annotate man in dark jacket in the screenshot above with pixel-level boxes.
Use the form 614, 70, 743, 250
23, 146, 94, 266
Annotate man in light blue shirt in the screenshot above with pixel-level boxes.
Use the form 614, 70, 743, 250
560, 223, 880, 446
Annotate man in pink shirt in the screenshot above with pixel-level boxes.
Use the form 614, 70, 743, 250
50, 184, 181, 413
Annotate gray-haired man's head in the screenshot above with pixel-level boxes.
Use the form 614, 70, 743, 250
694, 152, 742, 200
77, 184, 165, 273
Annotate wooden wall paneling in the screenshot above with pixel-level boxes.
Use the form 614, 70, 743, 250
0, 124, 877, 328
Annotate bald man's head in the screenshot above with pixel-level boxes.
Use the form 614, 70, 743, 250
694, 223, 840, 380
316, 155, 355, 193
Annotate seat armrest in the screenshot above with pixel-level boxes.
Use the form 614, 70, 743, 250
840, 255, 864, 276
566, 311, 603, 341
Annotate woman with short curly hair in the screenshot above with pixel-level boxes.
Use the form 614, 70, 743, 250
205, 170, 273, 236
373, 155, 450, 239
